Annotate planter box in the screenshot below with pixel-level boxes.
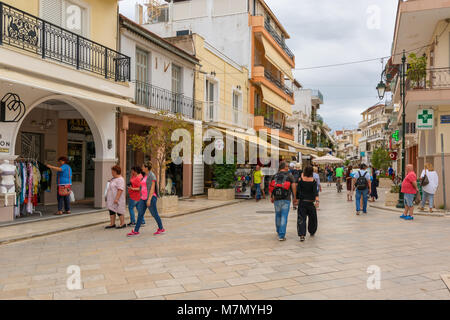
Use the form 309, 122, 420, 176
208, 188, 235, 201
157, 195, 178, 217
385, 191, 399, 207
379, 177, 393, 189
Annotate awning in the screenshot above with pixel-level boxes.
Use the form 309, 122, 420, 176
214, 128, 296, 157
260, 84, 292, 116
0, 68, 137, 108
261, 37, 294, 80
266, 133, 317, 155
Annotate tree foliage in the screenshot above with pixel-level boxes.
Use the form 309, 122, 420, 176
407, 53, 427, 88
128, 111, 193, 196
371, 147, 391, 172
212, 157, 236, 190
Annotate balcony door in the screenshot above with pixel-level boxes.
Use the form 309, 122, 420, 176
233, 91, 242, 127
205, 79, 216, 121
136, 49, 149, 107
172, 64, 182, 114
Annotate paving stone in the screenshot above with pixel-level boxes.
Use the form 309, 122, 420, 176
242, 288, 292, 300
226, 275, 270, 286
165, 289, 218, 300
212, 284, 260, 297
135, 285, 186, 298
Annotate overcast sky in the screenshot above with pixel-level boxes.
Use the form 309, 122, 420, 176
119, 0, 398, 132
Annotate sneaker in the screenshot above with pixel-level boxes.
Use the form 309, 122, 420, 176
153, 229, 166, 235
278, 237, 286, 241
404, 215, 414, 220
400, 214, 406, 219
356, 211, 360, 215
116, 224, 127, 229
299, 236, 305, 242
127, 230, 140, 237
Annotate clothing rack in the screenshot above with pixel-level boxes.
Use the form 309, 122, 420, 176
14, 159, 44, 217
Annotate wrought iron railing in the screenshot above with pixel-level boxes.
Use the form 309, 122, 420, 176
0, 2, 130, 81
264, 70, 293, 97
407, 68, 450, 90
368, 116, 388, 126
264, 19, 294, 60
263, 118, 293, 135
134, 81, 201, 120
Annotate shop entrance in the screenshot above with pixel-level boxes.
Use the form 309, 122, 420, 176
13, 100, 99, 220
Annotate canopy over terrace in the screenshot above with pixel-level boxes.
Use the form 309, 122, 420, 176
312, 154, 344, 165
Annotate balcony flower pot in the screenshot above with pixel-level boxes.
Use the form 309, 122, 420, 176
157, 195, 179, 217
208, 188, 235, 201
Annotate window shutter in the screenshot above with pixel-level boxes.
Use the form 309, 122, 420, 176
40, 0, 63, 26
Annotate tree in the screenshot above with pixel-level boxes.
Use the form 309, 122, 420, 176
371, 147, 391, 171
128, 111, 193, 196
212, 159, 236, 189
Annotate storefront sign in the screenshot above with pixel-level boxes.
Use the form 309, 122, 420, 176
417, 109, 434, 130
68, 119, 92, 134
0, 139, 10, 153
1, 93, 26, 123
389, 152, 398, 161
440, 115, 450, 124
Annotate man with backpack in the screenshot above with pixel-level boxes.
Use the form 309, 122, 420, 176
352, 163, 372, 215
269, 162, 297, 241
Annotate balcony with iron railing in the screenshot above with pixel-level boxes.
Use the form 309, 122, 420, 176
263, 19, 294, 60
407, 68, 450, 90
134, 81, 201, 120
264, 70, 293, 97
203, 101, 254, 130
368, 116, 389, 127
263, 118, 293, 136
0, 2, 130, 82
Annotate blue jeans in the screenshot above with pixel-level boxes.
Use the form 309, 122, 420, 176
421, 191, 434, 209
255, 183, 261, 200
128, 199, 144, 224
274, 200, 290, 239
57, 193, 70, 212
355, 189, 369, 212
135, 197, 163, 233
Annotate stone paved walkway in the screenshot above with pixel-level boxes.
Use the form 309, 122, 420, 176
1, 187, 450, 300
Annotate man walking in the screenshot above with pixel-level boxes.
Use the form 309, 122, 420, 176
400, 164, 419, 220
253, 165, 264, 202
335, 165, 344, 192
353, 163, 371, 215
269, 162, 297, 241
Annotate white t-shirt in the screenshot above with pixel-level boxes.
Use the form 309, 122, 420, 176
420, 170, 439, 194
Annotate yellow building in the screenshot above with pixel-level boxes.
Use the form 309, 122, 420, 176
166, 34, 252, 131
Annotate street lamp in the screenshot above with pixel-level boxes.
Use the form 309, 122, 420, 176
377, 50, 406, 209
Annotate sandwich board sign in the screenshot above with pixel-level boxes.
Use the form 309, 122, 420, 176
417, 109, 434, 130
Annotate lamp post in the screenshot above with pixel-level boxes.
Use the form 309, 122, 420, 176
377, 50, 406, 208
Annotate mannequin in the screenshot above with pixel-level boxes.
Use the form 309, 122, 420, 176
0, 160, 16, 194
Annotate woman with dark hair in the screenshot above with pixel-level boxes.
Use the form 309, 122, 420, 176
105, 165, 126, 229
295, 166, 319, 242
127, 162, 165, 237
370, 167, 379, 202
127, 166, 144, 226
345, 166, 354, 202
46, 156, 72, 215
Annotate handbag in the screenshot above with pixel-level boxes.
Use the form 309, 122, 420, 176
58, 185, 71, 196
421, 170, 429, 187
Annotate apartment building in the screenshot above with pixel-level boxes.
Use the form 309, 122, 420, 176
0, 0, 134, 222
334, 129, 362, 164
388, 0, 450, 209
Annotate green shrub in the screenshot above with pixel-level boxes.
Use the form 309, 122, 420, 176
212, 160, 236, 189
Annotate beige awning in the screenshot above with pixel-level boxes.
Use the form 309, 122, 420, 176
261, 37, 294, 80
0, 68, 137, 108
267, 133, 317, 155
260, 84, 292, 116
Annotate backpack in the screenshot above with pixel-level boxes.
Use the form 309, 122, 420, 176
355, 171, 368, 191
270, 173, 291, 200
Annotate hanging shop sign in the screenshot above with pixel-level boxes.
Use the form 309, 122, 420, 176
389, 152, 398, 161
0, 93, 26, 123
440, 115, 450, 124
68, 119, 92, 134
417, 109, 434, 130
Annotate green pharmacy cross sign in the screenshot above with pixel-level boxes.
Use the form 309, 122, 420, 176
417, 109, 434, 130
392, 130, 399, 141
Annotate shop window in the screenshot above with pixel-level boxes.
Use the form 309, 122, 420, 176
68, 142, 83, 183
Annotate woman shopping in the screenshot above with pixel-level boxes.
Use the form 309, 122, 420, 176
105, 165, 126, 229
127, 166, 144, 226
419, 163, 439, 213
46, 156, 72, 215
127, 162, 165, 237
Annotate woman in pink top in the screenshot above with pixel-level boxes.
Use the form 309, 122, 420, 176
105, 165, 126, 229
127, 162, 165, 237
127, 166, 144, 226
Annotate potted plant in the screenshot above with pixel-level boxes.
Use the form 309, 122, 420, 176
128, 112, 193, 215
208, 158, 236, 201
407, 53, 427, 89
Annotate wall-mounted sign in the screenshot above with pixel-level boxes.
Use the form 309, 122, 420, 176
0, 139, 10, 153
1, 93, 26, 122
389, 152, 398, 161
440, 115, 450, 124
68, 119, 91, 134
392, 130, 400, 142
417, 109, 434, 130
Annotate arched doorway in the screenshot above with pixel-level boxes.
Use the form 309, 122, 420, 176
13, 98, 104, 219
